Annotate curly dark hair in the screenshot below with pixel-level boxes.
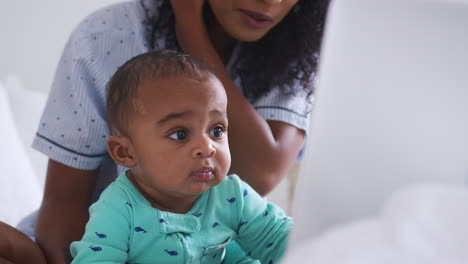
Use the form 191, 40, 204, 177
140, 0, 329, 102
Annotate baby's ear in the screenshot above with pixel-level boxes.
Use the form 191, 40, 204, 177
107, 136, 137, 168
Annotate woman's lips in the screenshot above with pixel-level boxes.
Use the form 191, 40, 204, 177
238, 9, 273, 29
191, 167, 214, 181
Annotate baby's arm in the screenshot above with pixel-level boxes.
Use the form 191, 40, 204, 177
234, 178, 293, 263
70, 197, 131, 263
35, 160, 97, 264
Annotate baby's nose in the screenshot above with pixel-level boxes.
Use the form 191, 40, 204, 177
192, 138, 216, 158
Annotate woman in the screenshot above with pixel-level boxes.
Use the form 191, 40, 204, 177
0, 0, 329, 263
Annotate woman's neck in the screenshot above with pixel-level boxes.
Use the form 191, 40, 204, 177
205, 9, 236, 65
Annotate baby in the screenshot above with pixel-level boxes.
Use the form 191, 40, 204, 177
70, 50, 292, 263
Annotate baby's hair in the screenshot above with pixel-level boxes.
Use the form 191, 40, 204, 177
106, 50, 215, 135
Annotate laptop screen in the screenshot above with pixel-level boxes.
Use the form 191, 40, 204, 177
289, 0, 468, 246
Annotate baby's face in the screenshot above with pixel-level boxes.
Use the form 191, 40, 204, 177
126, 76, 231, 203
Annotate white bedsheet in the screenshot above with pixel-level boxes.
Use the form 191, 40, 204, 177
0, 76, 46, 226
282, 183, 468, 263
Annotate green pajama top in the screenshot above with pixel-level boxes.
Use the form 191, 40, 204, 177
70, 173, 292, 264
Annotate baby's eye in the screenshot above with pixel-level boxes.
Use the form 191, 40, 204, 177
168, 130, 187, 141
209, 126, 225, 138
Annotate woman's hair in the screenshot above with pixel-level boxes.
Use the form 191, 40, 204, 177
140, 0, 330, 102
106, 50, 215, 135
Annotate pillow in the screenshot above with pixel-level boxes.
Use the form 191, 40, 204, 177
4, 76, 48, 188
0, 80, 42, 226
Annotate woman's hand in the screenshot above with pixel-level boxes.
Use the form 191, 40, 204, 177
171, 0, 305, 196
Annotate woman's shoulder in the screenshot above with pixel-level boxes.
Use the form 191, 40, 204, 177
59, 1, 166, 75
69, 1, 152, 43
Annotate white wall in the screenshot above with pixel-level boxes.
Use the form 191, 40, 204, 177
0, 0, 122, 93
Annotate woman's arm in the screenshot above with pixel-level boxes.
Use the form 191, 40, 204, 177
171, 0, 305, 195
35, 160, 97, 264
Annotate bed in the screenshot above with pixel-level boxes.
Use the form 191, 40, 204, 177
282, 183, 468, 263
0, 76, 47, 227
2, 77, 468, 264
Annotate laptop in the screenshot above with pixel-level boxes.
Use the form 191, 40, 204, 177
289, 0, 468, 246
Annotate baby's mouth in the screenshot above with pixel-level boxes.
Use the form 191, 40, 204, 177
191, 167, 214, 181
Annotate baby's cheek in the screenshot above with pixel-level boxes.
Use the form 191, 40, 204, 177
220, 144, 231, 170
